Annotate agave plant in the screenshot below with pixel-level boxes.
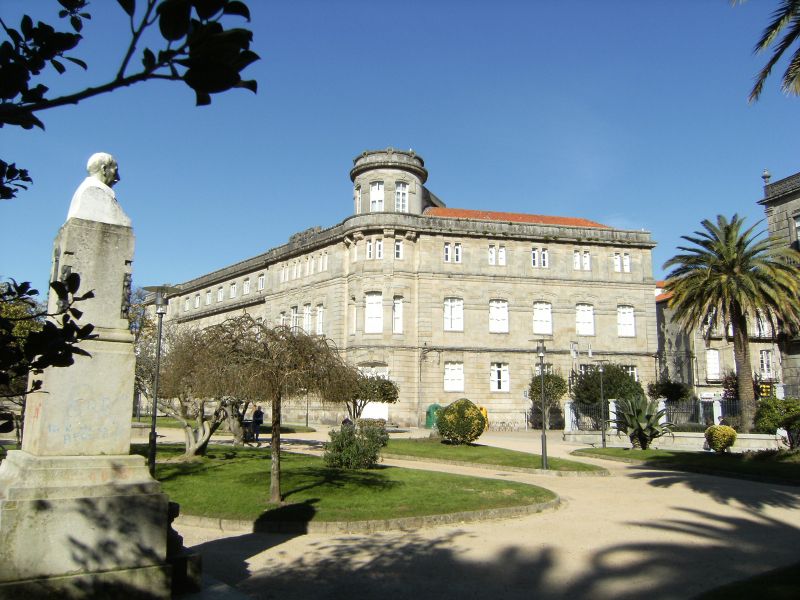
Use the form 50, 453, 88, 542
613, 396, 674, 450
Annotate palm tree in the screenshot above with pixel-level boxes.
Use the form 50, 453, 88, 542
664, 214, 800, 432
737, 0, 800, 102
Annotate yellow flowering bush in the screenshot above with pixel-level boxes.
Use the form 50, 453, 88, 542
436, 398, 486, 444
705, 424, 737, 453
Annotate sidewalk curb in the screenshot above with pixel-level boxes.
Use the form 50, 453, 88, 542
175, 496, 561, 535
380, 453, 610, 477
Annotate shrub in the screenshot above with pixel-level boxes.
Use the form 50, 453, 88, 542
647, 378, 691, 402
705, 424, 737, 453
754, 397, 800, 434
613, 396, 674, 450
780, 413, 800, 450
356, 418, 389, 447
323, 425, 382, 469
436, 398, 486, 445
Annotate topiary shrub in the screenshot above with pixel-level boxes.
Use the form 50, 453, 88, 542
323, 424, 382, 469
356, 418, 389, 447
436, 398, 486, 445
754, 397, 800, 434
705, 424, 737, 453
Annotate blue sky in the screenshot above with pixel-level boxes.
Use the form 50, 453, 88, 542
2, 0, 798, 295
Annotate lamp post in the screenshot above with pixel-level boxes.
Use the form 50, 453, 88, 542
142, 285, 178, 477
598, 362, 606, 449
537, 340, 548, 470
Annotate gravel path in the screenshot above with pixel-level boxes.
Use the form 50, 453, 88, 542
169, 427, 800, 600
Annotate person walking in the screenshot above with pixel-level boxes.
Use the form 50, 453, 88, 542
252, 405, 264, 442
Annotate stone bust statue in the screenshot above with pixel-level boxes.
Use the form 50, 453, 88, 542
66, 152, 132, 227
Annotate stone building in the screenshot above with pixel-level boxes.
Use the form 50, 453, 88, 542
164, 148, 659, 427
655, 282, 783, 401
758, 169, 800, 397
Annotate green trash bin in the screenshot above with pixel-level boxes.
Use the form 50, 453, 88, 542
425, 403, 442, 429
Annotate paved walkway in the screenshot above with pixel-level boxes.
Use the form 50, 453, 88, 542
167, 427, 799, 600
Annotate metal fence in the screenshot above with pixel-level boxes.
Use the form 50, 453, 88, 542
663, 398, 741, 431
568, 402, 606, 431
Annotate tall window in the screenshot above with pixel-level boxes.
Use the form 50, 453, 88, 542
531, 247, 539, 268
184, 297, 190, 312
444, 242, 451, 263
444, 362, 464, 392
323, 252, 328, 271
364, 292, 383, 333
497, 245, 506, 265
613, 252, 622, 272
622, 253, 631, 273
370, 181, 384, 212
217, 287, 224, 302
257, 273, 265, 291
541, 248, 549, 268
303, 304, 312, 333
488, 244, 496, 265
395, 182, 408, 212
376, 239, 384, 259
760, 350, 774, 378
314, 304, 324, 335
354, 186, 361, 214
454, 242, 462, 263
576, 303, 594, 336
533, 302, 552, 335
582, 250, 591, 271
490, 362, 510, 392
444, 297, 464, 331
395, 240, 403, 259
617, 305, 635, 337
290, 306, 299, 329
279, 311, 287, 327
366, 240, 373, 259
573, 250, 581, 270
489, 299, 509, 333
243, 278, 251, 295
205, 290, 211, 305
229, 282, 237, 298
706, 349, 721, 381
193, 294, 200, 308
621, 365, 639, 381
392, 296, 403, 333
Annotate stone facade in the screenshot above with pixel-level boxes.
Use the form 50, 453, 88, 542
758, 170, 800, 397
164, 149, 659, 427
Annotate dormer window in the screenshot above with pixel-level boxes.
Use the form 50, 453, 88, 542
370, 181, 384, 212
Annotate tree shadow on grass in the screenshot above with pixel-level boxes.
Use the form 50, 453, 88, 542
277, 465, 399, 501
627, 465, 800, 509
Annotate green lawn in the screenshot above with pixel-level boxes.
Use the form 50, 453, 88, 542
132, 417, 315, 434
694, 561, 800, 599
385, 438, 604, 472
132, 444, 556, 522
573, 447, 800, 485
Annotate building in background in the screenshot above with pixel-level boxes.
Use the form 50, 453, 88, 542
164, 148, 659, 426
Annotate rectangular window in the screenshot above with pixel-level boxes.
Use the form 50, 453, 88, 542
533, 302, 552, 335
444, 297, 464, 331
488, 244, 496, 265
370, 181, 384, 212
290, 306, 299, 330
303, 304, 312, 333
622, 253, 631, 273
444, 242, 451, 263
395, 182, 408, 212
531, 247, 539, 268
364, 292, 383, 333
395, 240, 403, 259
229, 282, 237, 298
444, 362, 464, 392
573, 250, 581, 270
354, 186, 361, 214
217, 287, 224, 302
393, 296, 403, 334
376, 239, 384, 259
316, 304, 324, 335
489, 299, 509, 333
184, 297, 190, 312
760, 350, 773, 378
257, 273, 265, 291
582, 250, 591, 271
613, 252, 621, 272
622, 365, 639, 381
366, 240, 373, 259
490, 362, 510, 392
205, 290, 211, 305
193, 294, 200, 308
352, 243, 358, 262
706, 349, 721, 381
498, 245, 506, 266
576, 303, 594, 336
305, 257, 310, 276
578, 364, 594, 376
279, 311, 287, 327
617, 305, 635, 337
534, 363, 554, 376
243, 278, 251, 295
541, 248, 549, 268
323, 252, 328, 271
454, 242, 462, 263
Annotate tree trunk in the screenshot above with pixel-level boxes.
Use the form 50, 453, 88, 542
732, 308, 755, 433
269, 394, 282, 504
182, 420, 213, 457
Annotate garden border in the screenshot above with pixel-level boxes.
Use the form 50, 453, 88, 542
380, 453, 610, 477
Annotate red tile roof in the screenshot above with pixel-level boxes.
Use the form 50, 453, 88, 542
424, 207, 609, 229
656, 291, 673, 303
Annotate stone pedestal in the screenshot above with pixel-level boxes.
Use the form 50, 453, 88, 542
0, 218, 171, 598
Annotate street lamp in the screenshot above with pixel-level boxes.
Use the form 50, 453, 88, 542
537, 340, 548, 470
598, 362, 606, 449
142, 284, 178, 477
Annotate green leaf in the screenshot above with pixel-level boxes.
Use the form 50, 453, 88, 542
142, 48, 156, 70
223, 1, 250, 21
236, 79, 257, 93
116, 0, 136, 17
195, 90, 211, 105
50, 59, 66, 74
65, 56, 88, 70
158, 0, 192, 41
193, 0, 225, 20
70, 15, 83, 32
